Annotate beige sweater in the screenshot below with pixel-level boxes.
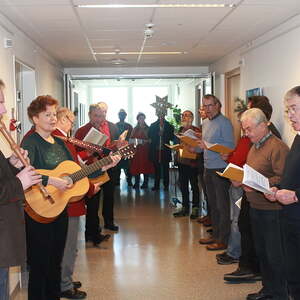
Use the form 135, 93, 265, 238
246, 135, 289, 210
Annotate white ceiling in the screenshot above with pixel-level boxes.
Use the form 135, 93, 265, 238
0, 0, 299, 68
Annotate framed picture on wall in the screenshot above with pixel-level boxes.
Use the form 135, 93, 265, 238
246, 88, 263, 100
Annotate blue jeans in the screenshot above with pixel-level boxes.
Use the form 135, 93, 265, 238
0, 268, 9, 300
226, 185, 242, 259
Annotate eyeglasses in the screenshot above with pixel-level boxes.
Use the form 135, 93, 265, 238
285, 106, 300, 115
203, 103, 216, 109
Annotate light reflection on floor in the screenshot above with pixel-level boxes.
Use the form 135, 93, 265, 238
15, 175, 260, 300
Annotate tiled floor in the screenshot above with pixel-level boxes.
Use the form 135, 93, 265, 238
15, 178, 260, 300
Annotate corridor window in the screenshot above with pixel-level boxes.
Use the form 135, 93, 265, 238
92, 87, 128, 123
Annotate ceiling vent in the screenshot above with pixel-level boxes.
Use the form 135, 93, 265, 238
4, 38, 12, 48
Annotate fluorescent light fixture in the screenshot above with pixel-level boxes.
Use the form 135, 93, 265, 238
76, 4, 235, 8
94, 51, 186, 55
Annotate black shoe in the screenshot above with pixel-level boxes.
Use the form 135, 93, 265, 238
247, 290, 273, 300
206, 228, 213, 233
173, 209, 189, 217
141, 183, 148, 189
217, 253, 239, 265
133, 183, 140, 189
61, 288, 87, 299
92, 234, 111, 246
152, 186, 159, 191
216, 251, 227, 260
224, 268, 260, 282
104, 224, 119, 232
73, 281, 82, 289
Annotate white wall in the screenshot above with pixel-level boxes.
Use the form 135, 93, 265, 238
210, 14, 300, 146
0, 13, 64, 156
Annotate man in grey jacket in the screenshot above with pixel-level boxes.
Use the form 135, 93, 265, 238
198, 94, 235, 250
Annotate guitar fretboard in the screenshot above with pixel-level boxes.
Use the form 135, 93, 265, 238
69, 154, 116, 183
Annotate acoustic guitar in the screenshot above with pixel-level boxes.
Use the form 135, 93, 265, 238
53, 135, 112, 185
24, 144, 135, 223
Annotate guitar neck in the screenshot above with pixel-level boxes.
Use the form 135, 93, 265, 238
54, 135, 104, 155
69, 151, 120, 183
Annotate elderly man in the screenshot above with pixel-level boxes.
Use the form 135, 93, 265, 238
239, 108, 289, 300
266, 86, 300, 300
198, 94, 234, 251
173, 110, 201, 218
75, 102, 121, 239
0, 79, 41, 300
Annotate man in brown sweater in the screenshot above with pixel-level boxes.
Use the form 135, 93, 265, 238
238, 108, 289, 300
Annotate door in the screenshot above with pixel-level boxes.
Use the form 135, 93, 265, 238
225, 68, 241, 145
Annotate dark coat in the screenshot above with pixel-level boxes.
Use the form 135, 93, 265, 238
148, 119, 175, 162
0, 151, 26, 268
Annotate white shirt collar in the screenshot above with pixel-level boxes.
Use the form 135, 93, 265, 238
56, 127, 67, 137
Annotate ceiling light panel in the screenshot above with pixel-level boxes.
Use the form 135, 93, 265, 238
74, 0, 237, 8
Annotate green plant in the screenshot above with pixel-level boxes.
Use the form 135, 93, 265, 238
167, 105, 182, 133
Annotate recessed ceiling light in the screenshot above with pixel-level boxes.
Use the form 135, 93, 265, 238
95, 51, 186, 55
76, 4, 235, 8
110, 58, 127, 65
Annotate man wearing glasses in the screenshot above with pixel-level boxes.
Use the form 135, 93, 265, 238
265, 86, 300, 300
197, 94, 234, 251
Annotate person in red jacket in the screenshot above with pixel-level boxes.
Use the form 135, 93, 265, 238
75, 102, 122, 237
129, 112, 154, 189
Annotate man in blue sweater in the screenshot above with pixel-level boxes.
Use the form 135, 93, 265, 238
198, 94, 234, 250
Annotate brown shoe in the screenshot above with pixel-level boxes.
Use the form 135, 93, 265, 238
206, 243, 227, 251
199, 237, 215, 245
197, 216, 209, 224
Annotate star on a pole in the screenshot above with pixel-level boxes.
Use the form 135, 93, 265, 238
151, 96, 173, 117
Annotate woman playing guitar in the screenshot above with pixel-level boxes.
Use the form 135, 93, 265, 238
21, 96, 119, 300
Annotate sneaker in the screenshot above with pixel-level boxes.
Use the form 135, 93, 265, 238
190, 207, 199, 219
224, 268, 260, 282
217, 253, 239, 265
173, 209, 189, 217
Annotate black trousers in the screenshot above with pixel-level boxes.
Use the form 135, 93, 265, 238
178, 163, 200, 211
85, 168, 117, 237
25, 211, 68, 300
85, 190, 101, 239
116, 159, 132, 184
237, 196, 260, 273
153, 160, 169, 188
282, 211, 300, 300
102, 168, 117, 226
204, 168, 231, 244
250, 208, 288, 300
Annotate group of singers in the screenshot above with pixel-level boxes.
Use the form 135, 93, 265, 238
1, 76, 300, 300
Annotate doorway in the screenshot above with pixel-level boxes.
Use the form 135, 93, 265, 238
14, 60, 36, 142
225, 68, 241, 144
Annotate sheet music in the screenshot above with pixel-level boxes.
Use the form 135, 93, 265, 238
243, 164, 273, 194
183, 129, 199, 139
83, 127, 108, 146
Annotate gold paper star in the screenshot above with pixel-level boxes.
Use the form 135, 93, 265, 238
151, 96, 173, 117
